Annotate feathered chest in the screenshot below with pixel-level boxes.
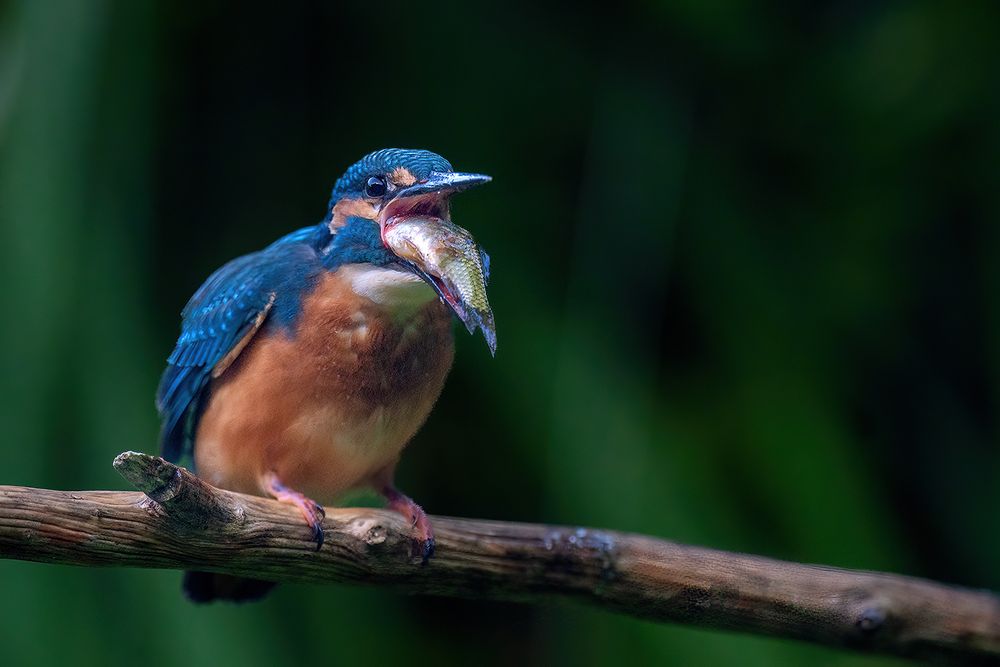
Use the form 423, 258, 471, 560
281, 265, 455, 402
193, 265, 455, 499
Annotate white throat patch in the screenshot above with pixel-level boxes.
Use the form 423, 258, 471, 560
345, 265, 437, 320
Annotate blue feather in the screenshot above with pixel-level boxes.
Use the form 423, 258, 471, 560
322, 217, 398, 271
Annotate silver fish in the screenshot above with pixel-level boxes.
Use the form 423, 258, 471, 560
384, 216, 496, 355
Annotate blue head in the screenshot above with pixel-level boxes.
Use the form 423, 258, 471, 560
328, 148, 453, 206
322, 148, 495, 352
324, 148, 490, 231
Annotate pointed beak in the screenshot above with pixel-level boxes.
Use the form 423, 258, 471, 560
393, 171, 492, 199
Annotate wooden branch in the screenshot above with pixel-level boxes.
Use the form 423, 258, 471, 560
0, 453, 997, 664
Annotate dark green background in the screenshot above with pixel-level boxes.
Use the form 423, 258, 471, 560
1, 2, 997, 665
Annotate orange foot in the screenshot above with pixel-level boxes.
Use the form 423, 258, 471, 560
381, 485, 434, 564
263, 472, 326, 550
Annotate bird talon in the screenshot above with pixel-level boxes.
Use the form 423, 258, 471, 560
382, 484, 435, 564
421, 537, 435, 564
264, 471, 325, 551
304, 503, 326, 550
312, 523, 325, 551
409, 536, 434, 564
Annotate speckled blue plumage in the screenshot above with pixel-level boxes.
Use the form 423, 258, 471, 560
328, 148, 452, 209
324, 215, 399, 269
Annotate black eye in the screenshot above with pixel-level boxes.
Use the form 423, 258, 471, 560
364, 176, 387, 198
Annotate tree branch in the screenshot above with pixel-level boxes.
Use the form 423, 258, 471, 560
0, 452, 996, 664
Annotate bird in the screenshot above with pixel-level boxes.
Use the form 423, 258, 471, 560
155, 148, 495, 603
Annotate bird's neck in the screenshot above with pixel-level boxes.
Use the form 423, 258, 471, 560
321, 216, 395, 271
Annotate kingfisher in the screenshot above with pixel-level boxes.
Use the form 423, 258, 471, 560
156, 148, 495, 603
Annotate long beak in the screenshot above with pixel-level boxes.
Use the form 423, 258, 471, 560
393, 171, 492, 199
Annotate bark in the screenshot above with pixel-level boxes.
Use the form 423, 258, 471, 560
0, 451, 996, 665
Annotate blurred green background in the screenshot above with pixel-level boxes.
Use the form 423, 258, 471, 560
1, 1, 998, 665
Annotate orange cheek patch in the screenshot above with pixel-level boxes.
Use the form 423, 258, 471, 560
330, 198, 378, 231
390, 167, 417, 188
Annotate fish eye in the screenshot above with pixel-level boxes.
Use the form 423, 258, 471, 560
364, 176, 387, 198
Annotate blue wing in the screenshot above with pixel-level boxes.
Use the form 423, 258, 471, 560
156, 235, 321, 463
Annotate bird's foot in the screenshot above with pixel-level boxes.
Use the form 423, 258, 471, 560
263, 472, 326, 550
381, 485, 435, 564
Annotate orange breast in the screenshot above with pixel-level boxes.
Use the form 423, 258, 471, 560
193, 269, 455, 503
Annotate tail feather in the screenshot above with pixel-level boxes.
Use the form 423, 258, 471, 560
182, 571, 277, 604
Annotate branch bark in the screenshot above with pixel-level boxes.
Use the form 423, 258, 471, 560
0, 452, 997, 665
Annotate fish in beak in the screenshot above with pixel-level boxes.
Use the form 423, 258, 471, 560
379, 172, 497, 355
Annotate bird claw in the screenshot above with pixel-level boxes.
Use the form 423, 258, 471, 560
407, 532, 434, 565
311, 526, 325, 551
382, 485, 435, 564
307, 503, 326, 551
418, 537, 435, 565
264, 472, 326, 551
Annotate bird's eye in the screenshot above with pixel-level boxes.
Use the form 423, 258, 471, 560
364, 176, 387, 198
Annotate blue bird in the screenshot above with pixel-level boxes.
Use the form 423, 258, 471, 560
156, 148, 494, 602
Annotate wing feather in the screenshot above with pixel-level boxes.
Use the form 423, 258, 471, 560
156, 238, 319, 463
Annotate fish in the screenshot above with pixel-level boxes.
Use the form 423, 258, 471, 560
383, 216, 497, 355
